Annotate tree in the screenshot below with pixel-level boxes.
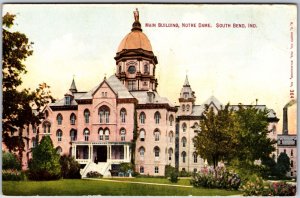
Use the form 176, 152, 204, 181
59, 155, 81, 179
2, 13, 54, 164
193, 104, 238, 169
2, 151, 21, 170
28, 136, 61, 180
275, 152, 291, 179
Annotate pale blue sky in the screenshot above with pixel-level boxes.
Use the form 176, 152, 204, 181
3, 4, 297, 132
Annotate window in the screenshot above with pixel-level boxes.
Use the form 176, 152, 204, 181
84, 109, 90, 124
32, 137, 36, 148
57, 114, 63, 125
186, 104, 190, 111
128, 81, 136, 91
65, 96, 71, 105
194, 168, 197, 173
84, 129, 90, 141
193, 122, 200, 133
291, 149, 293, 156
105, 128, 110, 140
56, 130, 62, 142
182, 123, 187, 132
154, 111, 161, 124
120, 128, 126, 141
33, 126, 36, 133
140, 166, 144, 173
45, 110, 49, 118
168, 148, 173, 161
70, 113, 76, 125
70, 129, 77, 141
193, 153, 198, 163
182, 151, 186, 163
154, 146, 160, 158
119, 65, 122, 73
284, 149, 286, 154
154, 129, 160, 141
169, 115, 174, 126
120, 108, 126, 123
280, 139, 283, 144
56, 146, 62, 154
43, 122, 51, 133
99, 128, 104, 140
169, 131, 174, 143
182, 104, 185, 111
182, 137, 187, 147
139, 147, 145, 158
144, 63, 149, 74
101, 92, 107, 97
99, 105, 110, 123
291, 160, 294, 168
139, 112, 146, 124
154, 166, 159, 174
291, 171, 293, 176
140, 129, 145, 141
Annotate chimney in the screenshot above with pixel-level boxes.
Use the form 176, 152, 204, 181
282, 107, 288, 135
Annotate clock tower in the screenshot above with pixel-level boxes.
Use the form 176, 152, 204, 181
114, 9, 158, 91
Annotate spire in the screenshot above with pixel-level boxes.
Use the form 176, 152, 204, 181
184, 75, 190, 86
132, 8, 142, 31
69, 76, 77, 93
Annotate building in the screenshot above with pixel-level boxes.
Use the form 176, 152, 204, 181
7, 10, 283, 177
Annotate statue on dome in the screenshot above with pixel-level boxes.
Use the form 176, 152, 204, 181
133, 8, 139, 22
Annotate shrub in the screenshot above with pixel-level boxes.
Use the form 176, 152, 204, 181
86, 171, 103, 178
2, 151, 21, 170
268, 182, 296, 196
240, 175, 268, 196
28, 136, 61, 180
179, 170, 192, 177
165, 165, 176, 178
169, 170, 179, 183
190, 166, 241, 190
2, 169, 27, 181
59, 155, 81, 179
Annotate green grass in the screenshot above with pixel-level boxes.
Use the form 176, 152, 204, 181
107, 177, 192, 186
3, 179, 241, 196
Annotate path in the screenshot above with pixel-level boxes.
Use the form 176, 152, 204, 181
83, 178, 193, 188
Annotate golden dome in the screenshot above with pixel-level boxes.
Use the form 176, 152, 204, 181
117, 30, 153, 53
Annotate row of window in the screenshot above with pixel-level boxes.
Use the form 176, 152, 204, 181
139, 129, 174, 142
139, 166, 159, 174
182, 104, 191, 111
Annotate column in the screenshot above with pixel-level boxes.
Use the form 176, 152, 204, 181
107, 144, 109, 161
90, 144, 93, 162
109, 145, 112, 159
124, 145, 127, 160
88, 144, 92, 161
127, 145, 130, 161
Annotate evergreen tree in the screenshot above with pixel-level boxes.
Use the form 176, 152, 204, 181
59, 155, 81, 179
28, 136, 61, 180
275, 152, 291, 179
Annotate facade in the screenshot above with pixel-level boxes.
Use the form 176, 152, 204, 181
7, 10, 288, 177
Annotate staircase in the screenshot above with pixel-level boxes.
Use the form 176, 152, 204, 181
80, 162, 111, 178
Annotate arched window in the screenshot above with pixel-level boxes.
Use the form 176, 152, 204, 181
139, 112, 146, 124
120, 108, 126, 123
70, 129, 77, 141
70, 113, 76, 125
182, 104, 185, 111
105, 128, 110, 140
140, 166, 144, 173
154, 129, 160, 141
154, 111, 161, 124
139, 147, 145, 158
56, 146, 62, 154
193, 153, 198, 163
186, 104, 190, 111
43, 121, 51, 133
57, 114, 63, 125
169, 115, 174, 126
182, 123, 187, 132
119, 65, 122, 73
168, 148, 173, 161
182, 151, 186, 163
291, 160, 294, 167
154, 146, 160, 158
32, 137, 36, 148
140, 129, 145, 141
84, 109, 90, 124
182, 137, 187, 147
169, 131, 174, 143
120, 128, 126, 141
56, 130, 63, 142
193, 122, 200, 133
291, 149, 293, 156
99, 105, 110, 123
99, 128, 104, 140
83, 128, 90, 141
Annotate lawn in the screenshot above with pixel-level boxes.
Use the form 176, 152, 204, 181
107, 177, 192, 186
3, 179, 241, 196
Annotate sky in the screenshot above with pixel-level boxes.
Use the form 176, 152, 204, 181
2, 4, 297, 134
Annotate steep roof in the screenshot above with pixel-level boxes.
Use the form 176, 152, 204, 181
131, 91, 174, 106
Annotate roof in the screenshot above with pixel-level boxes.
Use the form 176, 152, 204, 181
130, 91, 174, 106
117, 30, 153, 52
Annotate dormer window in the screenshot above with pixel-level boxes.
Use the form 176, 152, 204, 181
65, 96, 71, 105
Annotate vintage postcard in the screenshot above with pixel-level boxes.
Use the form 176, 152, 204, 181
2, 4, 297, 196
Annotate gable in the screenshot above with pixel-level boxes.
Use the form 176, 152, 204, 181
92, 80, 117, 99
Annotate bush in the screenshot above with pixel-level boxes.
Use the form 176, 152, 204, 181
268, 182, 296, 196
240, 175, 268, 196
2, 151, 21, 170
28, 136, 61, 180
59, 155, 81, 179
164, 165, 176, 178
190, 166, 241, 190
179, 170, 192, 177
86, 171, 103, 178
169, 170, 179, 183
2, 169, 26, 181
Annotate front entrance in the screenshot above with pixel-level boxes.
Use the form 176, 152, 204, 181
96, 146, 107, 162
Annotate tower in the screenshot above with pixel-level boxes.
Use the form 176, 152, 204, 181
114, 9, 158, 91
178, 75, 196, 115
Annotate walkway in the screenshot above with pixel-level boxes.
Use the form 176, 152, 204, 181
83, 178, 193, 188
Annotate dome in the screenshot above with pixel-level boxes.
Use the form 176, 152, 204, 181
117, 30, 153, 53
